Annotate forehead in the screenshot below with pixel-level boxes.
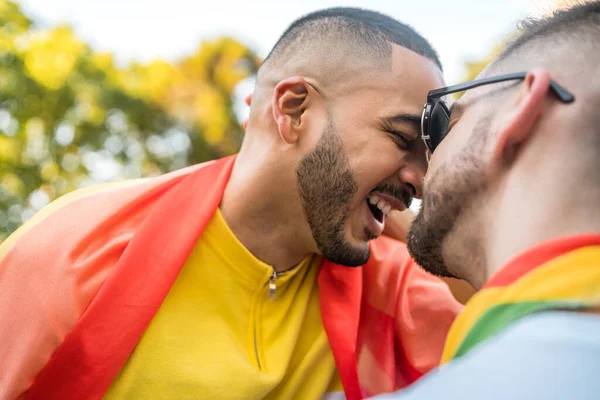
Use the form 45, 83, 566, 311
389, 44, 445, 87
342, 45, 445, 116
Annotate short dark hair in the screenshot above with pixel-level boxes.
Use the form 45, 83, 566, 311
492, 1, 600, 178
263, 7, 442, 71
499, 1, 600, 62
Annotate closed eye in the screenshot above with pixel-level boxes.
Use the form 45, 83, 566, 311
385, 129, 411, 150
379, 113, 421, 151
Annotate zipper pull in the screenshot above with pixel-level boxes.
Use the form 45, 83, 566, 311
268, 270, 277, 300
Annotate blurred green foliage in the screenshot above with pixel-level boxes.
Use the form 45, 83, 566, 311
0, 0, 261, 241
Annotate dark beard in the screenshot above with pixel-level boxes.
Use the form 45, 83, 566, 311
296, 117, 368, 267
407, 117, 489, 279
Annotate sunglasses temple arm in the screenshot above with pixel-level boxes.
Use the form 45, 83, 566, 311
549, 81, 575, 103
428, 72, 575, 104
427, 73, 528, 100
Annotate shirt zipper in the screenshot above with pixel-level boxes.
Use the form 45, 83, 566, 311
268, 270, 278, 300
253, 268, 283, 370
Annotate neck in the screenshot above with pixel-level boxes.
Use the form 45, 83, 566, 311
485, 166, 600, 287
220, 138, 315, 273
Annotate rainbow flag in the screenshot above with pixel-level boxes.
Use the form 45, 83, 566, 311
442, 235, 600, 363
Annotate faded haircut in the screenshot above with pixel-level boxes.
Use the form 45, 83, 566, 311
488, 1, 600, 178
257, 7, 441, 84
501, 1, 600, 61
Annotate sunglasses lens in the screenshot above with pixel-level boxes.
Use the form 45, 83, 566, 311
429, 101, 450, 151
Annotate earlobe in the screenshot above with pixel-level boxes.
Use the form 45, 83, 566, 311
493, 68, 551, 163
272, 77, 310, 144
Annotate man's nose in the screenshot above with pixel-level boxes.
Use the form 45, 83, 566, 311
398, 161, 426, 199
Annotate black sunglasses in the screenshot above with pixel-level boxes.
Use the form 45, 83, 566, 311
420, 72, 576, 155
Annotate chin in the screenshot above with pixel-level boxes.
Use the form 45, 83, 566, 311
320, 233, 371, 267
325, 249, 370, 267
362, 227, 379, 242
347, 229, 378, 249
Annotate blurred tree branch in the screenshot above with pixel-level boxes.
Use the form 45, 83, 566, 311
0, 0, 261, 241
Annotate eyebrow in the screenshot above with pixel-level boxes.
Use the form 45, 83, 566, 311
382, 113, 422, 138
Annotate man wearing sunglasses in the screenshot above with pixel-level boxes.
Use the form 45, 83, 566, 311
377, 2, 600, 399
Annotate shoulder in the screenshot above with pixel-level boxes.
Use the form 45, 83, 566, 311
358, 236, 462, 381
0, 162, 209, 399
375, 311, 600, 400
0, 163, 205, 260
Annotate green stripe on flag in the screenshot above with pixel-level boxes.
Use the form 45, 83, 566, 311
453, 300, 586, 359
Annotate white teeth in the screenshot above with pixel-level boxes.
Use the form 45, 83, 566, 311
368, 194, 394, 217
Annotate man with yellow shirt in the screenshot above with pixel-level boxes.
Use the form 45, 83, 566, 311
377, 2, 600, 399
104, 209, 343, 399
0, 7, 462, 400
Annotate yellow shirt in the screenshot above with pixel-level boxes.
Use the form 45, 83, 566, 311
105, 209, 343, 399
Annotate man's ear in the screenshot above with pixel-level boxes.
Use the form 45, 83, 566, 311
493, 68, 551, 163
242, 93, 252, 131
272, 77, 310, 144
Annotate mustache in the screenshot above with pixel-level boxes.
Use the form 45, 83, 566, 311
371, 183, 413, 209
